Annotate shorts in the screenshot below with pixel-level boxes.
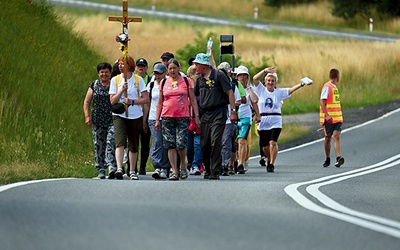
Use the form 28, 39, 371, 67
323, 122, 342, 137
237, 117, 251, 140
162, 117, 190, 150
113, 115, 142, 152
258, 128, 282, 147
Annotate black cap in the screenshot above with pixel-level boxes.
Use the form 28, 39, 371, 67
136, 58, 148, 67
188, 55, 196, 66
160, 52, 174, 60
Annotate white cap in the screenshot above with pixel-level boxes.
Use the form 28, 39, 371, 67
236, 65, 249, 76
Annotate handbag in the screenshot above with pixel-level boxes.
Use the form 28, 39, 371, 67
111, 102, 126, 114
188, 117, 200, 135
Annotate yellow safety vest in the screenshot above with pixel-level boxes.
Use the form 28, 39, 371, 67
319, 82, 343, 125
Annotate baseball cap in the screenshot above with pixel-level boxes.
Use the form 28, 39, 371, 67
265, 72, 279, 82
136, 58, 148, 67
192, 53, 212, 66
160, 52, 175, 60
217, 62, 231, 73
236, 65, 249, 76
188, 55, 196, 66
153, 63, 167, 74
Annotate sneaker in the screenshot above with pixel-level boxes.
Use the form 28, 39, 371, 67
115, 168, 124, 180
108, 170, 115, 179
130, 172, 139, 180
160, 169, 168, 179
189, 168, 201, 175
267, 164, 275, 172
259, 158, 266, 166
237, 164, 245, 174
335, 156, 344, 168
180, 168, 188, 180
97, 170, 106, 179
169, 173, 179, 181
323, 157, 331, 167
152, 169, 161, 179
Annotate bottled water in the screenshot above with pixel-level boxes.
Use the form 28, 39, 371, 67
206, 37, 213, 56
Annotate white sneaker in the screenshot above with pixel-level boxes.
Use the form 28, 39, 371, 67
152, 169, 161, 179
160, 170, 167, 179
130, 172, 139, 180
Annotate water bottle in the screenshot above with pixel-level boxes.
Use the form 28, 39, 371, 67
206, 37, 213, 56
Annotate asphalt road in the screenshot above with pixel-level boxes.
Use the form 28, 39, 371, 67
1, 109, 399, 250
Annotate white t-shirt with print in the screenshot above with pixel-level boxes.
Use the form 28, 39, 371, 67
253, 83, 291, 130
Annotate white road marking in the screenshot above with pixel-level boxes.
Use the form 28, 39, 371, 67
0, 178, 75, 193
285, 154, 400, 238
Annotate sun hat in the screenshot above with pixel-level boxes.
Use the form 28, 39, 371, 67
192, 53, 212, 66
217, 62, 231, 73
265, 72, 279, 82
160, 52, 175, 60
136, 58, 148, 67
153, 63, 167, 74
236, 65, 249, 76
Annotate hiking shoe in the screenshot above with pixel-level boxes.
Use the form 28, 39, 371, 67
152, 169, 161, 179
160, 169, 168, 179
97, 170, 106, 179
259, 158, 266, 166
180, 168, 188, 180
115, 168, 124, 180
169, 173, 179, 181
335, 156, 344, 168
130, 172, 139, 180
267, 164, 275, 172
323, 157, 331, 167
237, 164, 245, 174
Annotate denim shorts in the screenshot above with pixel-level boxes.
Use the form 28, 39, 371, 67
161, 117, 190, 150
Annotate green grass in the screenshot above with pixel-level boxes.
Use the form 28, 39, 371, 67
0, 0, 105, 184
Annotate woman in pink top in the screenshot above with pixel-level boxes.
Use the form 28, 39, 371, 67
155, 59, 200, 180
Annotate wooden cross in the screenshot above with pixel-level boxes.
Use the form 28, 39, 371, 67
109, 0, 142, 116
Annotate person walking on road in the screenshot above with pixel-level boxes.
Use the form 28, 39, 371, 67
253, 68, 312, 172
83, 62, 116, 179
193, 53, 237, 180
320, 68, 345, 168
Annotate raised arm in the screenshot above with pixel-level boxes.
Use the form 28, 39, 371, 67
253, 67, 276, 87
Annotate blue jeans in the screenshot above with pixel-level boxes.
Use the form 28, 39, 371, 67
188, 131, 203, 170
148, 120, 170, 170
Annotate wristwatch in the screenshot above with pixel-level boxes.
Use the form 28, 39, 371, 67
230, 108, 236, 113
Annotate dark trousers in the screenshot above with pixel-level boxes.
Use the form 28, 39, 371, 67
139, 127, 151, 172
201, 120, 225, 176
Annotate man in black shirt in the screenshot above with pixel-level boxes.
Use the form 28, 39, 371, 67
193, 53, 237, 179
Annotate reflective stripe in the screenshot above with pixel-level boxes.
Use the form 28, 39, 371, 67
320, 82, 343, 124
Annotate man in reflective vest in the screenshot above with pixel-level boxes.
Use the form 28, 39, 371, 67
320, 68, 345, 168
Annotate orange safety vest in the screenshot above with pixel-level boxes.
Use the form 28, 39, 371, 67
319, 82, 343, 125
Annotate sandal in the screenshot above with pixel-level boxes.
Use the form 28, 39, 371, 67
169, 173, 179, 181
180, 168, 188, 180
